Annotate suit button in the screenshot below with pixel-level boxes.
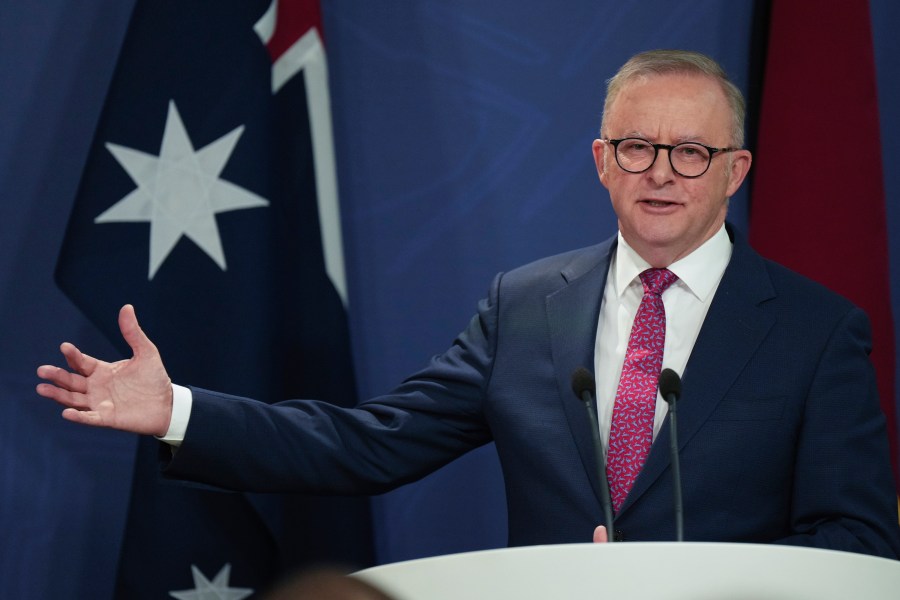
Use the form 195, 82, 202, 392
614, 529, 625, 542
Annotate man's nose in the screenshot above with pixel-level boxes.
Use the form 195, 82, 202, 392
645, 147, 677, 184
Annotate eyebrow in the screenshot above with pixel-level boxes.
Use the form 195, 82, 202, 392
617, 131, 712, 145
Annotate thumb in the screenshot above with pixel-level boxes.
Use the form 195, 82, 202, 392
593, 525, 609, 544
118, 304, 155, 358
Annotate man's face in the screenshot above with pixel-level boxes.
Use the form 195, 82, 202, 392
592, 73, 751, 266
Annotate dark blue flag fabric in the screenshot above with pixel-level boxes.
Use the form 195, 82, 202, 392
55, 0, 373, 596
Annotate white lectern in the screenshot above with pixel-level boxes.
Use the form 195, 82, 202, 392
354, 543, 900, 600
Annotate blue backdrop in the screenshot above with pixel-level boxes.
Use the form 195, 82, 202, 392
2, 1, 898, 597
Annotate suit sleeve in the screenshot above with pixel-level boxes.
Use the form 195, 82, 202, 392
775, 306, 900, 559
162, 274, 504, 495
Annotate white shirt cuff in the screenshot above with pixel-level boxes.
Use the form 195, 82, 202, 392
156, 383, 192, 447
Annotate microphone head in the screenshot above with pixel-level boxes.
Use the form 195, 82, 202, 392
571, 367, 596, 398
658, 368, 682, 404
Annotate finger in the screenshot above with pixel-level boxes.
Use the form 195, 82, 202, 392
61, 407, 107, 428
593, 525, 609, 544
36, 364, 88, 394
60, 342, 98, 377
36, 383, 91, 409
118, 304, 157, 359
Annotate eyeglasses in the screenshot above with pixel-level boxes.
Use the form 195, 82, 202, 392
604, 137, 739, 178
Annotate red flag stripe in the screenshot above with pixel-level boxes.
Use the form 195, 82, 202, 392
264, 0, 323, 62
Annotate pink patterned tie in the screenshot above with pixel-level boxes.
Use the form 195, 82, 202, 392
607, 268, 678, 513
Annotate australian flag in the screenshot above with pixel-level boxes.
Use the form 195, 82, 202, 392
56, 0, 373, 597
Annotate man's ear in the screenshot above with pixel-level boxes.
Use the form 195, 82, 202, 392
726, 149, 752, 197
592, 139, 610, 189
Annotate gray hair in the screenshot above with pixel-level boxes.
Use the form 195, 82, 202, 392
601, 50, 746, 148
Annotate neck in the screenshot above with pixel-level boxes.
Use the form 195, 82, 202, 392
622, 222, 727, 269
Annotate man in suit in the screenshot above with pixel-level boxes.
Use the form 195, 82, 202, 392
37, 50, 900, 557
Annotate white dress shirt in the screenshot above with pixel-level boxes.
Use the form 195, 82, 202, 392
593, 225, 732, 456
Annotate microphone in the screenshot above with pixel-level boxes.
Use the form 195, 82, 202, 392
571, 367, 615, 542
658, 368, 684, 542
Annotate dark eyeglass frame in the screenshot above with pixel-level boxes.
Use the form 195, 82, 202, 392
604, 137, 740, 178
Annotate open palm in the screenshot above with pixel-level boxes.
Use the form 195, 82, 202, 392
36, 304, 173, 436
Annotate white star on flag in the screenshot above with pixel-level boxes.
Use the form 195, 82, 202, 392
168, 563, 253, 600
96, 100, 269, 279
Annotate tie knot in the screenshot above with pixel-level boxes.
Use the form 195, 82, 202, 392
639, 268, 678, 296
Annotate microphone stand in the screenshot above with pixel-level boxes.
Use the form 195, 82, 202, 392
665, 394, 683, 542
585, 397, 616, 542
571, 368, 615, 542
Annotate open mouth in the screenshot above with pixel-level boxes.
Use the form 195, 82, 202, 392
640, 200, 677, 207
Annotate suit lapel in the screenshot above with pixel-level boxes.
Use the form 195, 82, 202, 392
618, 228, 777, 515
547, 238, 615, 510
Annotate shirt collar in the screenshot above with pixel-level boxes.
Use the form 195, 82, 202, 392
614, 224, 732, 302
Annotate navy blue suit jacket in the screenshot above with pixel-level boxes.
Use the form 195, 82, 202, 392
166, 226, 900, 558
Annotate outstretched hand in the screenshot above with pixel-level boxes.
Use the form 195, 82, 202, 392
36, 304, 173, 437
